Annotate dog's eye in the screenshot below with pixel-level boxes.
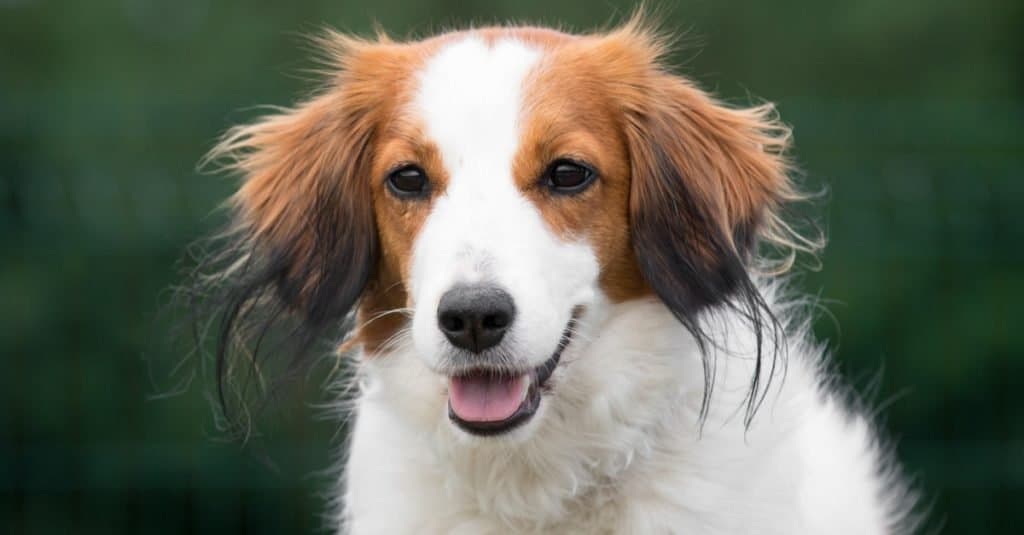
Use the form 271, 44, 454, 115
544, 160, 596, 194
386, 165, 430, 198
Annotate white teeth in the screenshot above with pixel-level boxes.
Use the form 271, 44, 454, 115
520, 374, 531, 401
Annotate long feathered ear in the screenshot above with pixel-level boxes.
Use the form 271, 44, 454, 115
215, 92, 378, 323
625, 67, 814, 423
628, 78, 794, 311
187, 36, 390, 428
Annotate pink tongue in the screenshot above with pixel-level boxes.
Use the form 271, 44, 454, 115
449, 373, 527, 422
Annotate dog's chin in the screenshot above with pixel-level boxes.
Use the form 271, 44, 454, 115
445, 317, 577, 439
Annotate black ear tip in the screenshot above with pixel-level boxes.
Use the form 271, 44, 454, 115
185, 218, 378, 432
630, 167, 781, 427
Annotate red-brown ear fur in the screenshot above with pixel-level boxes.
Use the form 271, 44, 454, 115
190, 34, 411, 425
628, 79, 797, 270
218, 90, 378, 312
599, 19, 820, 423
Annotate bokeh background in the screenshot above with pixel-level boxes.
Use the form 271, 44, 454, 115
3, 0, 1022, 533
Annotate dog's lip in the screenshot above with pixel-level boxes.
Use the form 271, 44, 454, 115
447, 312, 579, 436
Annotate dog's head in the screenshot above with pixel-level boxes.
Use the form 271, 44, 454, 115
195, 20, 812, 439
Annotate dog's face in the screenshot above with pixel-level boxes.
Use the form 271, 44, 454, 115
204, 23, 798, 438
377, 32, 641, 435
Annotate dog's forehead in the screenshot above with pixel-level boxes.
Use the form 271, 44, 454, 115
411, 36, 543, 181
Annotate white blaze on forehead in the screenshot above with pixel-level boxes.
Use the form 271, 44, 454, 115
408, 35, 599, 372
414, 36, 541, 168
409, 35, 550, 293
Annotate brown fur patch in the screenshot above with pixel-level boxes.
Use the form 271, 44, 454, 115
512, 21, 801, 302
359, 128, 451, 354
515, 48, 644, 301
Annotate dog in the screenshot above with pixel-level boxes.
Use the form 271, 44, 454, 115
193, 18, 919, 534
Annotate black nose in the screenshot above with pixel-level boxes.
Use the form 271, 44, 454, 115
437, 285, 516, 353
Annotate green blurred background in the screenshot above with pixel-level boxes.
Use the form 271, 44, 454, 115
2, 0, 1021, 533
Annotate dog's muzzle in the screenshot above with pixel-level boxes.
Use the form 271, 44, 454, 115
445, 311, 578, 436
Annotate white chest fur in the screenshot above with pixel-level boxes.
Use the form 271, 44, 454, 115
339, 297, 911, 534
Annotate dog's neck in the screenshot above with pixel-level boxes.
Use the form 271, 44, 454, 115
354, 297, 779, 526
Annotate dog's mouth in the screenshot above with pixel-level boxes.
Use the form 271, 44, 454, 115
447, 314, 577, 436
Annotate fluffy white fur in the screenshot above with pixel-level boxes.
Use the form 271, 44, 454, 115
342, 287, 914, 534
337, 36, 915, 534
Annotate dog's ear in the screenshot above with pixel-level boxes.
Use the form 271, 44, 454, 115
214, 91, 378, 326
623, 69, 804, 421
189, 36, 398, 422
626, 77, 793, 319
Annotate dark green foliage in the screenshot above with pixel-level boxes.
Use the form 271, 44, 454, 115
1, 1, 1021, 532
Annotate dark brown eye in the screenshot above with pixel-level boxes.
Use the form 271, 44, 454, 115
544, 160, 596, 194
386, 165, 429, 198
